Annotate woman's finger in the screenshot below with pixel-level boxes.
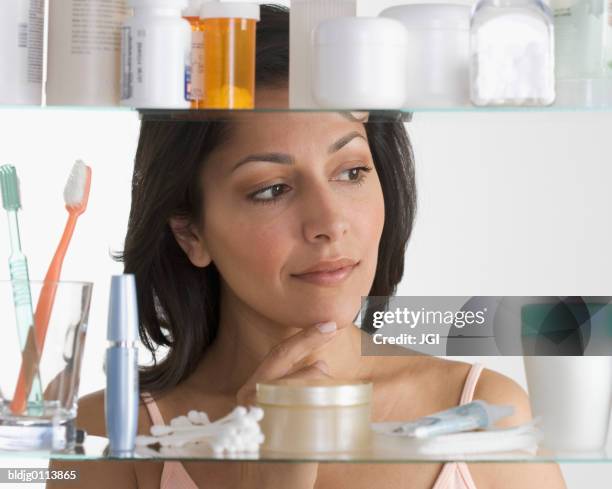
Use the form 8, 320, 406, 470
246, 322, 336, 385
238, 360, 331, 405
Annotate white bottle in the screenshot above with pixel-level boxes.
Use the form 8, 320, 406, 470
470, 0, 556, 106
0, 0, 44, 105
289, 0, 357, 109
121, 0, 191, 109
607, 0, 612, 71
551, 0, 607, 79
47, 0, 130, 106
524, 356, 612, 451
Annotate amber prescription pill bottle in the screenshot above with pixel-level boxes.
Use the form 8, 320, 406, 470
199, 1, 260, 109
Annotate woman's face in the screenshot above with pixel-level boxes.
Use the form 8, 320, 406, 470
194, 97, 385, 330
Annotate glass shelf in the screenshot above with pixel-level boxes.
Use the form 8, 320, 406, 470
1, 105, 612, 121
4, 436, 612, 464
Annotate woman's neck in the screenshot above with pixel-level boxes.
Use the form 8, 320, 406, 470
185, 285, 374, 397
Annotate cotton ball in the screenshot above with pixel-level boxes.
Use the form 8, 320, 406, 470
188, 410, 210, 425
150, 425, 173, 436
247, 406, 264, 421
170, 415, 192, 427
211, 442, 224, 455
245, 442, 260, 452
231, 406, 248, 418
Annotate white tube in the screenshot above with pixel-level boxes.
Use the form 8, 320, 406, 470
392, 400, 514, 438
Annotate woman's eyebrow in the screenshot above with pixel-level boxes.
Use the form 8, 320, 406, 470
232, 153, 295, 172
231, 132, 366, 173
328, 131, 366, 154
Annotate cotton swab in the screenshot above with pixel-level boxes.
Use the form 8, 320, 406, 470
136, 406, 265, 453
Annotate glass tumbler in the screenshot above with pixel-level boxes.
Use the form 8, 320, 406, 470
0, 280, 93, 451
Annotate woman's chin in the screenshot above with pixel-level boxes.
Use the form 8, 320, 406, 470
283, 304, 361, 331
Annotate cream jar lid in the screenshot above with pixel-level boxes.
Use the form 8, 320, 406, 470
256, 379, 373, 407
314, 17, 408, 47
380, 4, 471, 31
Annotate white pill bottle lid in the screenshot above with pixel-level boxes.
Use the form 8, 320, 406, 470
200, 0, 261, 21
183, 0, 206, 16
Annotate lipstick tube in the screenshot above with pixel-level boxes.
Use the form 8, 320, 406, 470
105, 274, 139, 457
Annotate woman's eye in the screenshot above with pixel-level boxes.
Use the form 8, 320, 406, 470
249, 183, 290, 203
336, 166, 373, 183
248, 166, 372, 205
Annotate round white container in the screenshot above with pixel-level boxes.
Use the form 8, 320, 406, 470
121, 0, 191, 109
0, 0, 44, 105
47, 0, 129, 106
380, 4, 471, 108
524, 356, 612, 452
257, 378, 373, 454
313, 17, 408, 109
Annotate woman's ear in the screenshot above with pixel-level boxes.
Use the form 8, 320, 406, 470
168, 216, 212, 268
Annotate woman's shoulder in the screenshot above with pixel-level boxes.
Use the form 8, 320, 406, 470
373, 356, 531, 426
76, 389, 156, 437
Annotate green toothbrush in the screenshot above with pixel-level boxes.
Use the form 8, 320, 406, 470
0, 165, 43, 411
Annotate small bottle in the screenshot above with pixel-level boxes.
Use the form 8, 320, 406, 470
470, 0, 555, 106
121, 0, 191, 109
199, 1, 260, 109
183, 0, 205, 108
551, 0, 607, 79
607, 0, 612, 70
289, 0, 357, 109
105, 275, 139, 457
0, 0, 44, 106
47, 0, 129, 106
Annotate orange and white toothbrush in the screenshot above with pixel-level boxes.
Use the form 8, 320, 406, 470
11, 161, 92, 414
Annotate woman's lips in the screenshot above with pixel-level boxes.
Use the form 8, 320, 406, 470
292, 262, 359, 286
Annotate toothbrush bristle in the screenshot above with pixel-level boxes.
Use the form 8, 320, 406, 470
64, 160, 89, 208
0, 164, 21, 211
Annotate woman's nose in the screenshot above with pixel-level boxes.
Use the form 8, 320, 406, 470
301, 186, 350, 244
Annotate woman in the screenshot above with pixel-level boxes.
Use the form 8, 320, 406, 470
51, 5, 566, 489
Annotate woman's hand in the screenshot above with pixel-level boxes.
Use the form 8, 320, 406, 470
236, 321, 336, 405
236, 321, 337, 489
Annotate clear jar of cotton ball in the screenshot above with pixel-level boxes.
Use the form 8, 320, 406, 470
470, 0, 556, 106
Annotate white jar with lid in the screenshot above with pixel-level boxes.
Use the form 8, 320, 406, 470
313, 17, 408, 109
121, 0, 191, 109
256, 378, 373, 454
469, 0, 555, 106
380, 4, 471, 108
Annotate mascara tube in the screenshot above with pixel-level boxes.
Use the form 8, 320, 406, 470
105, 274, 139, 457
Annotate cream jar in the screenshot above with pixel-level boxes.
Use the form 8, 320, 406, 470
380, 4, 472, 108
256, 378, 373, 454
313, 17, 408, 109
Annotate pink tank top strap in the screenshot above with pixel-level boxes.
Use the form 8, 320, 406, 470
140, 393, 200, 489
141, 392, 165, 425
432, 363, 484, 489
459, 363, 484, 405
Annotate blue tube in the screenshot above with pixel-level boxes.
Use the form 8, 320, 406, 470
104, 275, 139, 456
392, 400, 514, 438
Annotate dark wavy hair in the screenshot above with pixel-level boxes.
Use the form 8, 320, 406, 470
120, 4, 417, 394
